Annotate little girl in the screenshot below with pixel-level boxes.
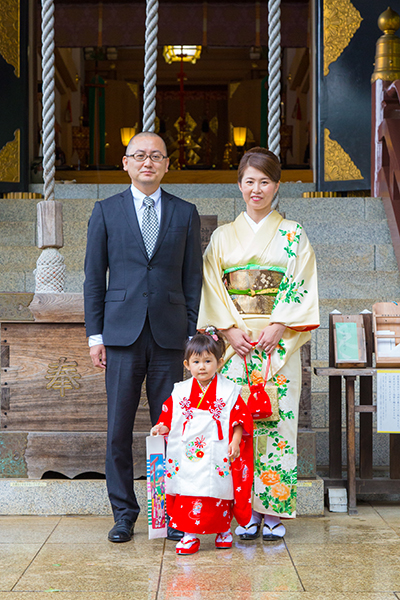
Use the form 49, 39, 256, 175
151, 328, 253, 555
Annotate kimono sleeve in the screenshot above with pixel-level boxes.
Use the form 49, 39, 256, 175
269, 225, 319, 332
230, 396, 254, 526
229, 395, 253, 436
197, 230, 243, 331
155, 396, 173, 430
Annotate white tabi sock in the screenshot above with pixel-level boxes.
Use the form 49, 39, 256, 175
235, 510, 262, 536
263, 515, 286, 537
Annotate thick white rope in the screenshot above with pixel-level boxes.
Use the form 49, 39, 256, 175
36, 1, 65, 292
143, 0, 159, 132
41, 0, 56, 202
268, 0, 281, 159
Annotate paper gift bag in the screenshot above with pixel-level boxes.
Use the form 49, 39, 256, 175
146, 435, 167, 539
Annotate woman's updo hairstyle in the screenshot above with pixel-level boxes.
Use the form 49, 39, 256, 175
184, 327, 226, 362
237, 147, 281, 184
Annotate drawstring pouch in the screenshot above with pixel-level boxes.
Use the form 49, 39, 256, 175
243, 351, 273, 420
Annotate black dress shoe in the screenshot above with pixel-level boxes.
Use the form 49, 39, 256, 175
165, 513, 184, 541
167, 525, 185, 541
108, 519, 134, 543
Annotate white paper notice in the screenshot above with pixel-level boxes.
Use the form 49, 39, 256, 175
377, 370, 400, 433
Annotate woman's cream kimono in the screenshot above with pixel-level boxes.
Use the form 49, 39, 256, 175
197, 210, 319, 518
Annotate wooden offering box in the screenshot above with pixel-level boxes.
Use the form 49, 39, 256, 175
332, 314, 367, 368
0, 321, 151, 479
373, 302, 400, 368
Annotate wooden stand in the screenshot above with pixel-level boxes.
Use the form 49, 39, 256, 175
315, 311, 400, 515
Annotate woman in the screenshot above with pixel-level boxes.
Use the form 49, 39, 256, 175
197, 148, 319, 540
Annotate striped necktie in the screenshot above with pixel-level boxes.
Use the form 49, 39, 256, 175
142, 196, 159, 258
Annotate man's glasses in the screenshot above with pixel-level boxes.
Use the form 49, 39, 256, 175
125, 152, 167, 163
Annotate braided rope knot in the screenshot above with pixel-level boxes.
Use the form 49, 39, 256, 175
34, 248, 66, 293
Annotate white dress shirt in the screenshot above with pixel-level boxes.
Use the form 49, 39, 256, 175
88, 185, 162, 347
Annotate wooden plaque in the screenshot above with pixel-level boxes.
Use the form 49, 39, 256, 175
332, 315, 367, 368
1, 323, 107, 432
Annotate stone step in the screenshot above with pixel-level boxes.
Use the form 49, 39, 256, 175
278, 197, 387, 225
314, 243, 397, 272
0, 246, 398, 298
2, 242, 396, 275
0, 196, 388, 229
0, 477, 324, 516
2, 235, 394, 274
29, 181, 315, 200
0, 222, 36, 246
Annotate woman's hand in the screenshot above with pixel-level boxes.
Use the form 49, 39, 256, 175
150, 424, 170, 436
223, 327, 253, 359
257, 323, 286, 354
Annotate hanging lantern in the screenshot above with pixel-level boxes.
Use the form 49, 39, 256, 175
163, 45, 202, 64
233, 127, 247, 147
120, 127, 136, 147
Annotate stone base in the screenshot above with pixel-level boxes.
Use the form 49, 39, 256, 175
297, 476, 325, 516
0, 477, 325, 517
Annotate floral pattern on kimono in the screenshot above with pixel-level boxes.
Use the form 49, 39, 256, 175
156, 375, 254, 534
197, 211, 319, 518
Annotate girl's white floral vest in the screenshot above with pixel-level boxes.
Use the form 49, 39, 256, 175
166, 373, 241, 500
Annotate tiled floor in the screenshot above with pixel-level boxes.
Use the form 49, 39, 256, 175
1, 503, 400, 599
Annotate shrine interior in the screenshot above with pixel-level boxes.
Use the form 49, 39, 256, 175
32, 0, 311, 181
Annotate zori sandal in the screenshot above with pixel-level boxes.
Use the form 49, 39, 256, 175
215, 531, 233, 548
262, 522, 286, 541
234, 522, 261, 540
176, 537, 200, 555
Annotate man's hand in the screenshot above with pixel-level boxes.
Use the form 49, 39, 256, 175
223, 327, 253, 359
90, 344, 107, 369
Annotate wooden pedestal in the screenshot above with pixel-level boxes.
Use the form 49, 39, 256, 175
0, 319, 150, 479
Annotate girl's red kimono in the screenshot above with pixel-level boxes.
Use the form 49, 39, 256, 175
156, 372, 253, 534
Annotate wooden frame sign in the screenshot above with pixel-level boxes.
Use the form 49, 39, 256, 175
332, 315, 367, 368
373, 302, 400, 368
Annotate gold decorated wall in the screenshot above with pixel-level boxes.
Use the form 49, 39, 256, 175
316, 0, 385, 190
0, 0, 28, 191
0, 0, 20, 78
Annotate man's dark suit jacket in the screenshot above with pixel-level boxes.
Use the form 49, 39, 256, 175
84, 188, 203, 349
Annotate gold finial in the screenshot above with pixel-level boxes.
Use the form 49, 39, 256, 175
378, 7, 400, 35
372, 7, 400, 83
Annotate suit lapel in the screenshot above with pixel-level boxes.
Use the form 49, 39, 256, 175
119, 188, 148, 259
152, 189, 176, 257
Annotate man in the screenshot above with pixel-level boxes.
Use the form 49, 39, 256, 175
84, 132, 202, 542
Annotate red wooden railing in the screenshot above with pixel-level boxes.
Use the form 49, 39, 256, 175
373, 79, 400, 271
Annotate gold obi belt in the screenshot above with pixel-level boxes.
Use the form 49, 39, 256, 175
223, 265, 285, 315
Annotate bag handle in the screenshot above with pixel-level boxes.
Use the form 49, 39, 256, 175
243, 342, 271, 390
